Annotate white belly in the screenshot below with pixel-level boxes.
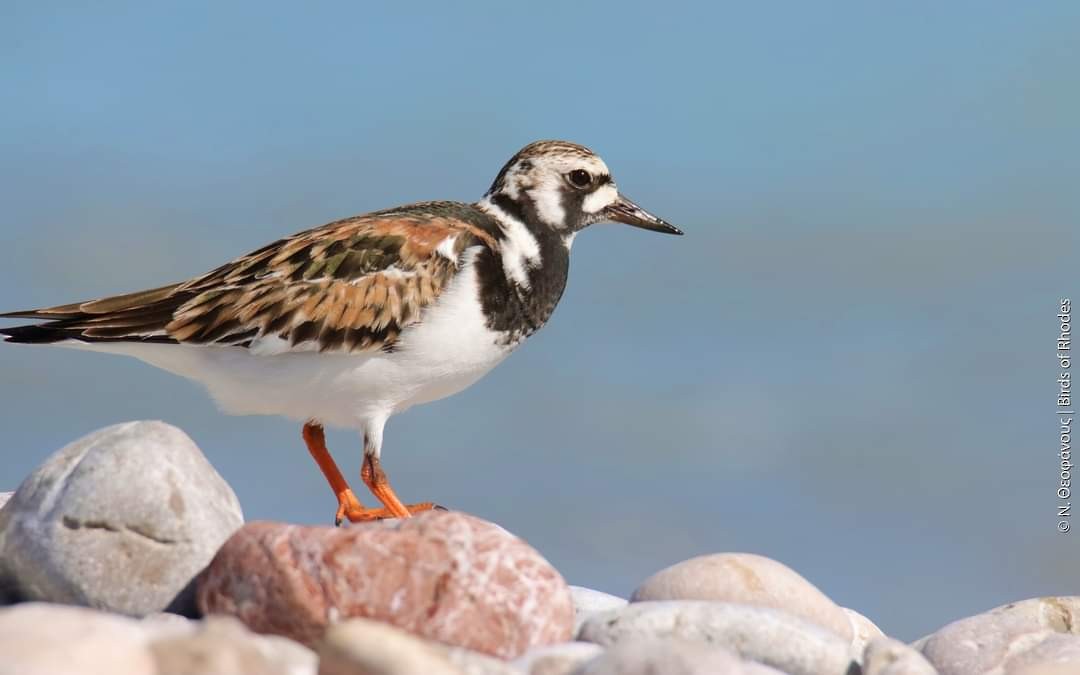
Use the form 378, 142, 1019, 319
63, 251, 515, 430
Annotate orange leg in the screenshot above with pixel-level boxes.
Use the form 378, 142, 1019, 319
302, 422, 402, 525
361, 453, 438, 519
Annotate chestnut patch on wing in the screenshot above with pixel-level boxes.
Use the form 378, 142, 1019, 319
166, 212, 478, 353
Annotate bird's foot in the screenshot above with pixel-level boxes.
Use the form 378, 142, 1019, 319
334, 489, 442, 525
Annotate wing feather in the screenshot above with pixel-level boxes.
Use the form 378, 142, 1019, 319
1, 204, 489, 353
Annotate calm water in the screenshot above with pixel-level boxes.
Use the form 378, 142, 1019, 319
2, 3, 1077, 639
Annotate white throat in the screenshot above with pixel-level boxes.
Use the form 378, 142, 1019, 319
476, 196, 542, 289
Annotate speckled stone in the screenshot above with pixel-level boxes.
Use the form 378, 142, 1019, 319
918, 597, 1080, 675
0, 602, 155, 675
514, 642, 604, 675
631, 553, 852, 642
0, 421, 243, 616
863, 637, 936, 675
198, 511, 574, 659
569, 586, 627, 635
579, 601, 856, 675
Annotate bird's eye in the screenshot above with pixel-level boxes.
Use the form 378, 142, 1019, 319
567, 169, 593, 189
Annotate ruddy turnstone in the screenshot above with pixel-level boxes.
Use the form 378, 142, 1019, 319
1, 140, 682, 524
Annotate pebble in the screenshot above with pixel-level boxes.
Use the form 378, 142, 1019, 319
917, 596, 1080, 675
862, 637, 937, 675
569, 586, 627, 635
140, 611, 200, 640
0, 492, 14, 604
570, 638, 780, 675
0, 602, 155, 675
1000, 633, 1080, 674
198, 511, 574, 659
150, 615, 317, 675
7, 420, 1080, 674
0, 602, 320, 675
0, 421, 243, 616
1011, 664, 1080, 675
440, 646, 522, 675
740, 665, 793, 675
845, 607, 885, 655
578, 600, 857, 675
318, 617, 467, 675
631, 553, 852, 642
514, 642, 605, 675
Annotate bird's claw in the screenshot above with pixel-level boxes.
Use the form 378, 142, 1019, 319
332, 491, 444, 526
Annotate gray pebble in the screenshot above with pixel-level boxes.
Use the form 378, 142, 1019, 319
863, 637, 937, 675
918, 597, 1080, 675
570, 639, 748, 675
578, 600, 857, 675
0, 421, 243, 616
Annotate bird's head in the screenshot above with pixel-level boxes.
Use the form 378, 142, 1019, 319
482, 140, 683, 237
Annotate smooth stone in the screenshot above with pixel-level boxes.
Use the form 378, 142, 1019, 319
0, 492, 13, 605
631, 553, 852, 642
0, 602, 155, 675
0, 421, 243, 616
1003, 633, 1080, 674
0, 491, 13, 604
863, 637, 937, 675
150, 615, 317, 675
570, 639, 765, 675
740, 665, 792, 675
199, 511, 573, 659
140, 612, 199, 640
569, 586, 627, 636
845, 607, 886, 659
514, 642, 604, 675
1011, 664, 1080, 675
578, 600, 856, 675
918, 597, 1080, 675
318, 617, 465, 675
439, 646, 522, 675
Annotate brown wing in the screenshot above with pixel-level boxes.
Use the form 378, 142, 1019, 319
1, 204, 496, 354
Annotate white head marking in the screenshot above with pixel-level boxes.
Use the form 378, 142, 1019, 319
496, 146, 612, 230
477, 196, 541, 288
582, 183, 619, 215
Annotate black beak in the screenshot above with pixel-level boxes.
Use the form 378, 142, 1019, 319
603, 193, 683, 235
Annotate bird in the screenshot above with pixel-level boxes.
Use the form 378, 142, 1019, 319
0, 140, 682, 525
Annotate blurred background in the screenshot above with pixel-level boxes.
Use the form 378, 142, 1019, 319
1, 3, 1076, 640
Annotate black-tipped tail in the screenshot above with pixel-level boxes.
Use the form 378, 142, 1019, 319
0, 323, 78, 344
1, 282, 188, 346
